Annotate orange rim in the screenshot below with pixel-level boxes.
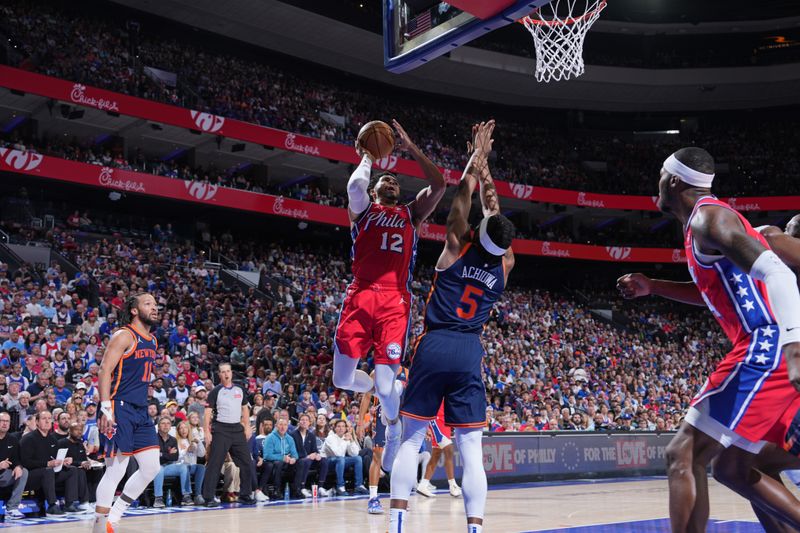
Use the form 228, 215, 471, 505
519, 0, 606, 27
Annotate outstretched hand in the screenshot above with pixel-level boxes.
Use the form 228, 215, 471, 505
473, 120, 495, 157
354, 140, 376, 161
392, 119, 416, 153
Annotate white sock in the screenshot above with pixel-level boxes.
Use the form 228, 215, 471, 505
467, 524, 483, 533
449, 479, 458, 488
107, 494, 132, 524
389, 508, 407, 533
369, 485, 378, 499
94, 512, 108, 523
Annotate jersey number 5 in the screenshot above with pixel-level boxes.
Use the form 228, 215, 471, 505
457, 285, 484, 320
380, 232, 404, 253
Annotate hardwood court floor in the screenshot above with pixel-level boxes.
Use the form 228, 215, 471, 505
0, 477, 763, 532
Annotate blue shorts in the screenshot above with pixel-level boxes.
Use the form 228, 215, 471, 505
104, 400, 158, 457
400, 329, 486, 428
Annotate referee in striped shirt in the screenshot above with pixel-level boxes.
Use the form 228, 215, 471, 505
201, 363, 256, 506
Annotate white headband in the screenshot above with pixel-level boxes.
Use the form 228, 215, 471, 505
663, 154, 714, 188
478, 217, 507, 257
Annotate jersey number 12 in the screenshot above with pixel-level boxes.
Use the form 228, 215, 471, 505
381, 232, 403, 253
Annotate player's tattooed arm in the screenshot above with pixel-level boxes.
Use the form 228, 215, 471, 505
471, 120, 500, 217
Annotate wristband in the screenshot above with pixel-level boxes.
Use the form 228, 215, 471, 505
100, 401, 113, 419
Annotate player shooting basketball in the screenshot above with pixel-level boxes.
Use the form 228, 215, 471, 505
332, 119, 446, 474
388, 120, 514, 533
617, 150, 800, 532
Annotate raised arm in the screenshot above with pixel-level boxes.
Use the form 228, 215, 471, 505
347, 148, 374, 223
395, 119, 446, 226
474, 121, 499, 217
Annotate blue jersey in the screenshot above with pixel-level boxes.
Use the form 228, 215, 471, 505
423, 243, 506, 334
110, 324, 157, 406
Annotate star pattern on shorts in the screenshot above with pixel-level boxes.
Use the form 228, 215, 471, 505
754, 354, 769, 365
759, 339, 773, 352
730, 273, 743, 284
762, 326, 775, 338
742, 299, 755, 312
736, 286, 748, 298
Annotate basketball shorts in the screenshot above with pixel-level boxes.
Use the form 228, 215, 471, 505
104, 400, 159, 457
334, 282, 412, 365
428, 404, 453, 448
401, 329, 485, 428
687, 329, 800, 453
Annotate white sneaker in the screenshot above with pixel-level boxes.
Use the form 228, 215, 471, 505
319, 487, 332, 497
301, 488, 313, 498
78, 502, 94, 512
449, 483, 462, 498
6, 509, 25, 520
254, 490, 269, 503
416, 480, 435, 498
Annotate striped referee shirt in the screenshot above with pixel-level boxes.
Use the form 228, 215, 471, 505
207, 384, 248, 425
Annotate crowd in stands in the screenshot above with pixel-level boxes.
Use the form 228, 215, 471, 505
2, 134, 688, 248
0, 200, 725, 458
3, 1, 800, 197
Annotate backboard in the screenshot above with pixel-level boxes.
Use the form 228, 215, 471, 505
383, 1, 551, 73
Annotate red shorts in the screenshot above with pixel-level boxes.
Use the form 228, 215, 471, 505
334, 282, 412, 365
688, 334, 800, 449
429, 405, 452, 448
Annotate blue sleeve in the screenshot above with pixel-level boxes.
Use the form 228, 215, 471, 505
288, 437, 299, 460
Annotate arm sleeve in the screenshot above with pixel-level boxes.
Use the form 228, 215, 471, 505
347, 155, 372, 214
750, 250, 800, 346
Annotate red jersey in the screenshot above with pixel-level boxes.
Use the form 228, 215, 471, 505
350, 203, 418, 289
685, 196, 776, 348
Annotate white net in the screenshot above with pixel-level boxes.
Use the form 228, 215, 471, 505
520, 0, 607, 83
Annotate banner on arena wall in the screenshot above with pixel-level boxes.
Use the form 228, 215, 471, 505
429, 432, 674, 483
0, 148, 688, 263
0, 66, 795, 213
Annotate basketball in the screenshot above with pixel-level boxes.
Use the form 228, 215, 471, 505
357, 120, 395, 160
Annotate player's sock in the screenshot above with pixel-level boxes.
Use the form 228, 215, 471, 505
369, 485, 378, 499
449, 479, 459, 489
455, 428, 487, 520
467, 524, 483, 533
107, 493, 133, 524
389, 508, 407, 533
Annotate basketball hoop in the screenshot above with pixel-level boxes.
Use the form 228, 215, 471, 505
519, 0, 607, 83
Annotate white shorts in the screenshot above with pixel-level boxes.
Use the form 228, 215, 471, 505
685, 398, 766, 455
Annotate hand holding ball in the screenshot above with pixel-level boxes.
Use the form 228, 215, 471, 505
356, 120, 395, 160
